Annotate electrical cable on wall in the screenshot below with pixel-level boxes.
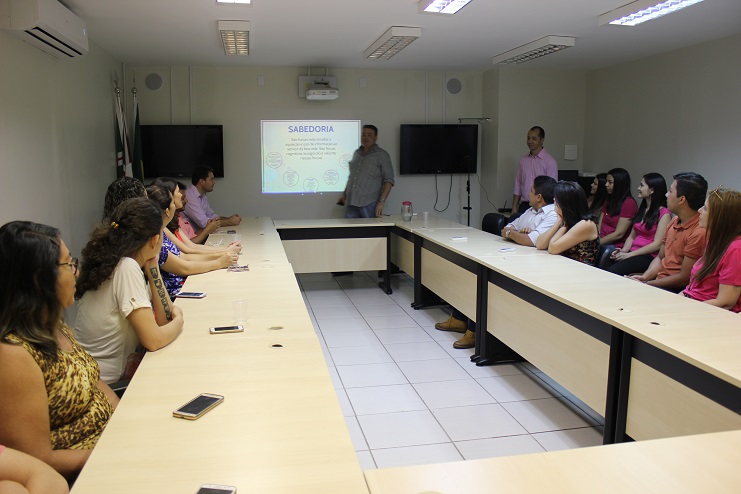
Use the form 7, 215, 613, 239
433, 174, 453, 212
475, 173, 498, 209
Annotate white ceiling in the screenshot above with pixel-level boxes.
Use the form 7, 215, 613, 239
63, 0, 741, 71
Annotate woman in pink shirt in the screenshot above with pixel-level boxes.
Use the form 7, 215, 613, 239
608, 173, 671, 275
683, 188, 741, 312
599, 167, 638, 248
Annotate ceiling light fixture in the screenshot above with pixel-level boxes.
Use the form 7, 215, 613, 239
216, 0, 252, 4
418, 0, 474, 15
218, 20, 250, 56
491, 35, 575, 65
599, 0, 705, 26
364, 26, 421, 60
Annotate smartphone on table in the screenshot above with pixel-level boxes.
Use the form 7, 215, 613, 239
196, 485, 237, 494
173, 393, 224, 420
177, 291, 207, 299
209, 325, 244, 334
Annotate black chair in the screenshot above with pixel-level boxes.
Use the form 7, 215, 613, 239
596, 244, 616, 270
481, 213, 507, 236
109, 379, 131, 398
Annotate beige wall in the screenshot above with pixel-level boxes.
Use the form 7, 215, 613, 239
124, 66, 485, 226
585, 33, 741, 190
478, 68, 587, 215
3, 29, 740, 246
0, 31, 120, 254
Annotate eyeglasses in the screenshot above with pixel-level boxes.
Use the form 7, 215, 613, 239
59, 258, 79, 275
710, 184, 723, 202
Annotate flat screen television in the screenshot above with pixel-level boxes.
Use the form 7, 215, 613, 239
399, 124, 478, 175
141, 125, 224, 179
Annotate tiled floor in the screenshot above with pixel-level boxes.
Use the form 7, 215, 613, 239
298, 271, 604, 470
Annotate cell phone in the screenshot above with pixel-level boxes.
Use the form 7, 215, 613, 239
209, 325, 244, 334
227, 265, 249, 272
227, 230, 237, 234
196, 484, 237, 494
173, 393, 224, 420
177, 291, 207, 299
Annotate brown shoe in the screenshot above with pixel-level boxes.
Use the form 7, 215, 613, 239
453, 330, 475, 349
434, 316, 467, 333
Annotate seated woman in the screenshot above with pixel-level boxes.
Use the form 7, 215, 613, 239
0, 221, 117, 482
151, 178, 240, 255
102, 176, 146, 221
171, 180, 220, 245
145, 185, 236, 299
75, 197, 184, 384
536, 181, 600, 266
608, 173, 671, 275
599, 167, 638, 247
587, 172, 608, 214
682, 188, 741, 312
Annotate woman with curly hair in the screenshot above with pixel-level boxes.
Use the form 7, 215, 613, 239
683, 188, 741, 312
101, 176, 147, 221
145, 185, 236, 299
536, 181, 600, 266
74, 197, 184, 384
0, 221, 117, 482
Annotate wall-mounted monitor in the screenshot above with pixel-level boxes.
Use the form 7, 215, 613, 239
399, 124, 478, 175
141, 125, 224, 179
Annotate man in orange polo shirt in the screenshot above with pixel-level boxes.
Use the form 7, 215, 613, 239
629, 172, 708, 292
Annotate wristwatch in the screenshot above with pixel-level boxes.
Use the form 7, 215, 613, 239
378, 197, 386, 203
504, 229, 511, 238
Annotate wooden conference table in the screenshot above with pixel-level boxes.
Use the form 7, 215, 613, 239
72, 215, 740, 493
71, 218, 367, 494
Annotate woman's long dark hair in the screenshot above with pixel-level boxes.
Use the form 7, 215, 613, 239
76, 197, 163, 298
605, 168, 634, 216
589, 173, 608, 213
151, 178, 180, 232
634, 173, 668, 231
695, 189, 741, 282
555, 181, 595, 230
0, 221, 64, 357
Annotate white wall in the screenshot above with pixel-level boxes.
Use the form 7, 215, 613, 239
0, 31, 121, 254
125, 66, 485, 226
478, 67, 587, 214
584, 33, 741, 190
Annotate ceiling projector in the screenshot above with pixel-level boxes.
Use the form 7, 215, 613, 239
306, 80, 339, 101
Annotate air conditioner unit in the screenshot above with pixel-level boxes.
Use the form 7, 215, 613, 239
0, 0, 89, 59
298, 75, 339, 101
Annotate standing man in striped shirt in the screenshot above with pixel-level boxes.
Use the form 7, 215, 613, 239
512, 126, 558, 215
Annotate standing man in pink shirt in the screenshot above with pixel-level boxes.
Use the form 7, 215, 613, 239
512, 126, 558, 214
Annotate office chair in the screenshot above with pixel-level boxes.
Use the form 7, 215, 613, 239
481, 213, 507, 236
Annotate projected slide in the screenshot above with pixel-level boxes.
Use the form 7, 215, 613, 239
261, 120, 360, 194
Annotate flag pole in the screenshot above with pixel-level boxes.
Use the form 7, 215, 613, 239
114, 73, 132, 178
131, 77, 145, 181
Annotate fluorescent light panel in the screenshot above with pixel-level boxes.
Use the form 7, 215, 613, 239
491, 35, 575, 65
599, 0, 705, 26
364, 26, 421, 60
216, 0, 252, 4
219, 20, 250, 55
418, 0, 473, 15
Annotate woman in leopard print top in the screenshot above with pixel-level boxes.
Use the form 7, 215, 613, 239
0, 221, 118, 482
